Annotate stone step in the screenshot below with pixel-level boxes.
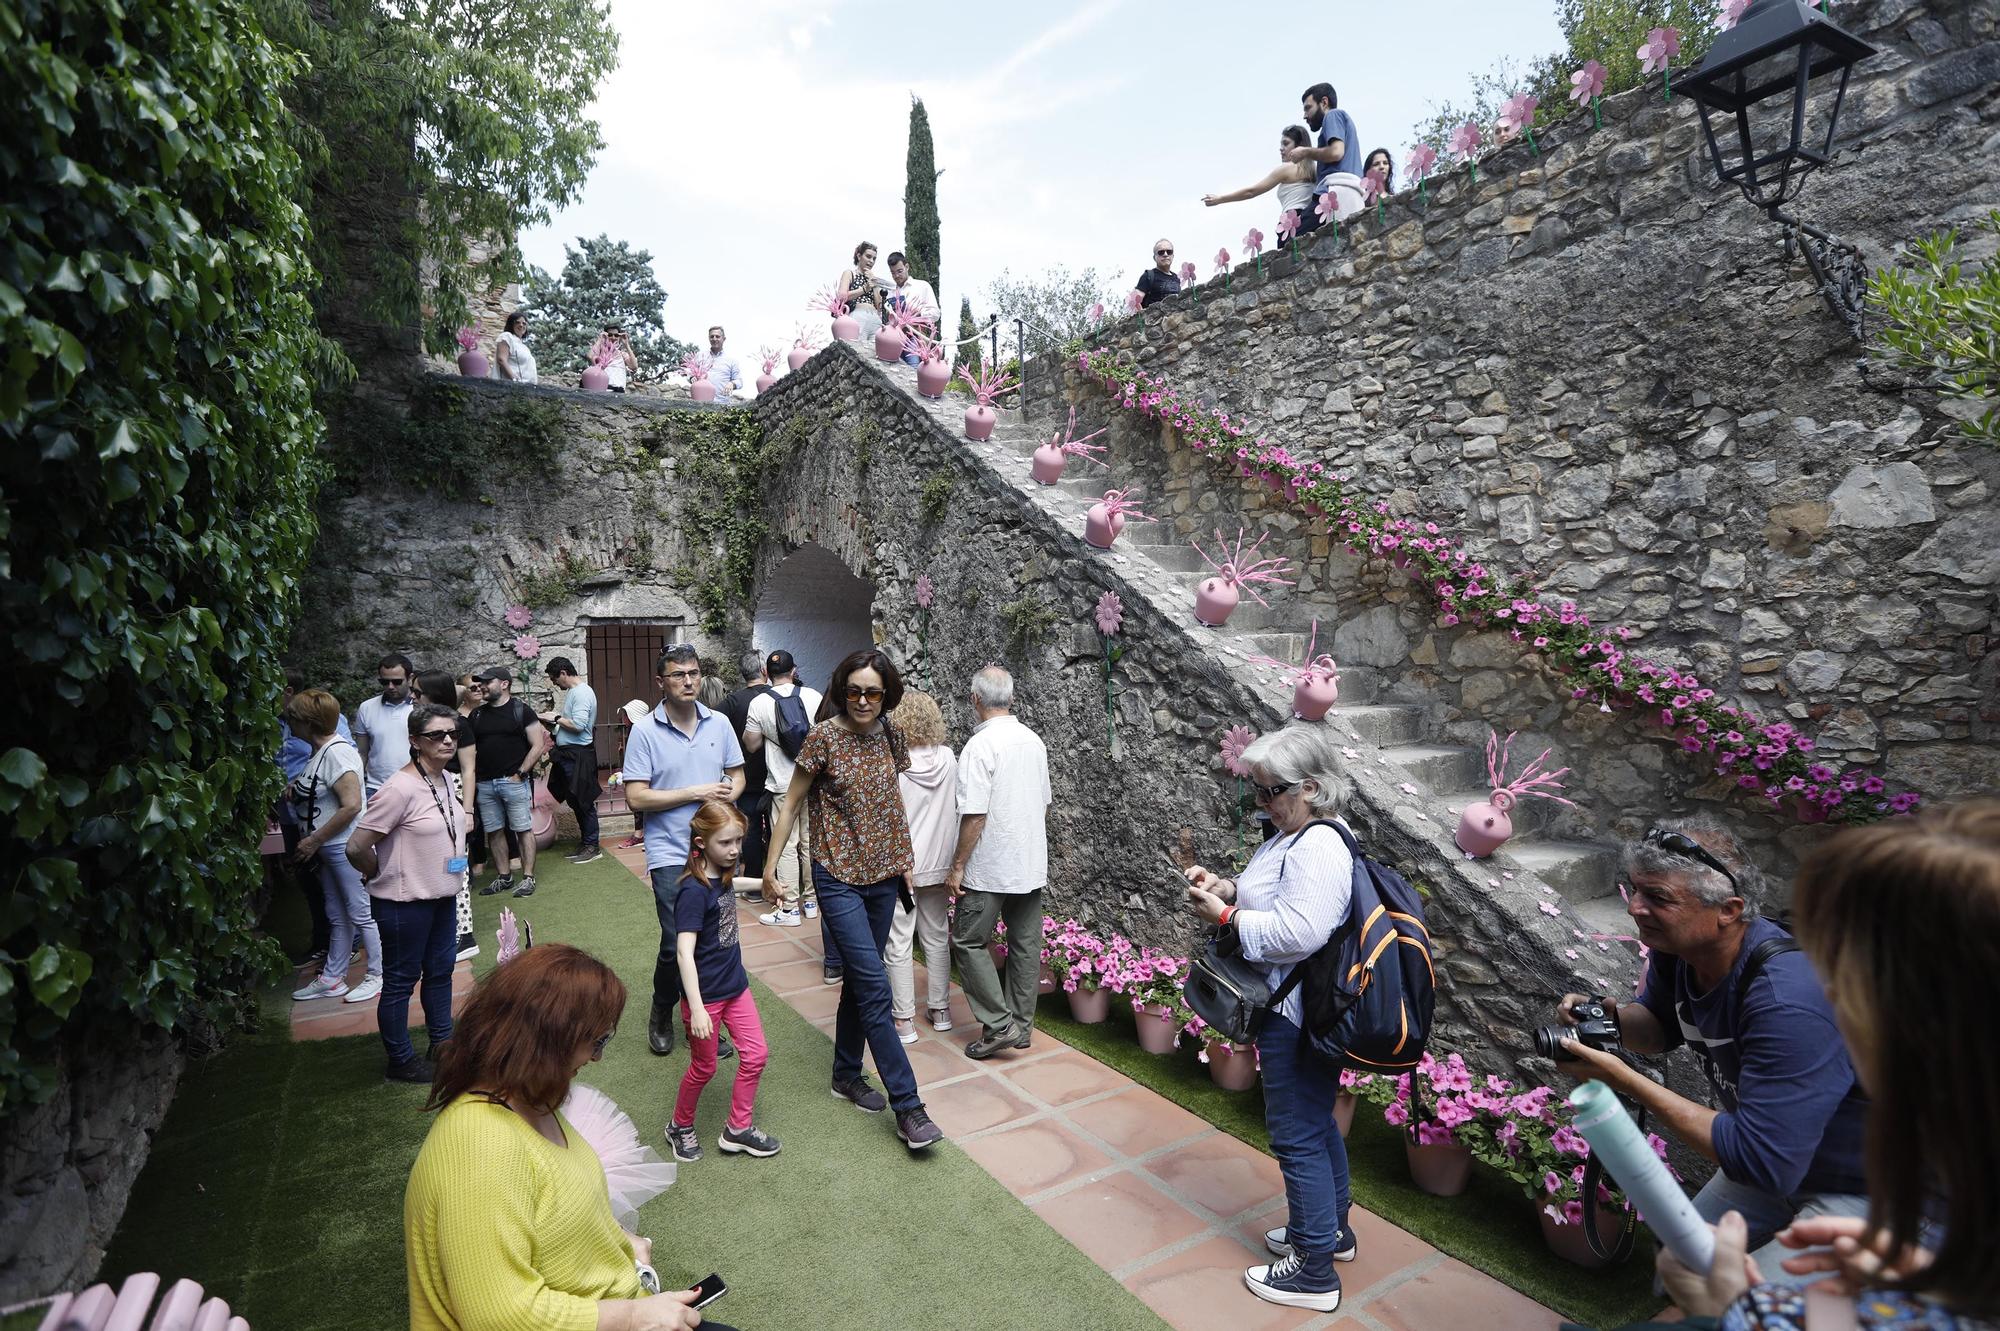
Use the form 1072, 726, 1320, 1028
1433, 784, 1562, 835
1138, 544, 1210, 574
1241, 632, 1307, 662
1330, 703, 1424, 746
1501, 840, 1621, 907
1571, 896, 1641, 951
1176, 586, 1298, 634
1122, 519, 1181, 547
1381, 744, 1478, 790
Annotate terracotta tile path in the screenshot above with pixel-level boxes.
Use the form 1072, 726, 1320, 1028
287, 837, 1567, 1330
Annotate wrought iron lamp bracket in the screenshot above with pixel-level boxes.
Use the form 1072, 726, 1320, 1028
1769, 206, 1867, 342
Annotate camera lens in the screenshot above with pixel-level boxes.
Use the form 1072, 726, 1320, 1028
1532, 1025, 1569, 1060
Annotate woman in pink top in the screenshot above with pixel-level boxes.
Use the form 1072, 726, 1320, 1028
347, 702, 469, 1085
882, 691, 959, 1041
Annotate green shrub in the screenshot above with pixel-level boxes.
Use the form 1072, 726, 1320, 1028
0, 0, 329, 1111
1868, 211, 2000, 443
919, 469, 954, 527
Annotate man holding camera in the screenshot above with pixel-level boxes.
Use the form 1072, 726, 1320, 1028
1551, 817, 1869, 1278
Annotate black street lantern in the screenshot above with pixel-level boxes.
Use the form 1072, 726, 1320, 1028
1678, 0, 1877, 337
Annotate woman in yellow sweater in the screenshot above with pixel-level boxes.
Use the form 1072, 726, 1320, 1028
405, 944, 724, 1331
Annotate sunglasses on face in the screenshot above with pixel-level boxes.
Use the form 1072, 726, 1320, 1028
1643, 828, 1741, 894
844, 686, 885, 703
1155, 248, 1174, 257
1250, 779, 1297, 801
379, 677, 405, 687
417, 729, 458, 743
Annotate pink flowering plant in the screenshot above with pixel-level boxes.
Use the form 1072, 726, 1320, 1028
1119, 946, 1189, 1020
456, 326, 480, 352
1095, 591, 1124, 746
1070, 347, 1921, 824
1043, 917, 1126, 995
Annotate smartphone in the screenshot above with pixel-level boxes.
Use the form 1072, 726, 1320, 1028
689, 1273, 727, 1309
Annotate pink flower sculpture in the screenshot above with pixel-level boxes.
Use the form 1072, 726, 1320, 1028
1243, 227, 1264, 255
1086, 486, 1154, 527
1448, 120, 1483, 161
1126, 289, 1145, 313
1219, 725, 1254, 778
1247, 618, 1339, 693
1405, 142, 1438, 183
592, 339, 619, 369
914, 573, 934, 609
1362, 170, 1386, 204
504, 604, 534, 630
1315, 189, 1340, 227
511, 634, 541, 661
759, 345, 781, 375
495, 906, 521, 966
1192, 528, 1295, 607
1277, 209, 1300, 243
792, 322, 824, 351
1088, 301, 1105, 325
1718, 0, 1751, 28
955, 359, 1018, 407
1571, 59, 1608, 104
910, 331, 947, 366
807, 284, 851, 318
1500, 93, 1539, 140
1214, 246, 1230, 273
1638, 26, 1681, 74
1486, 732, 1578, 808
1049, 406, 1108, 464
1178, 260, 1197, 287
1094, 592, 1124, 636
681, 351, 713, 383
455, 326, 480, 352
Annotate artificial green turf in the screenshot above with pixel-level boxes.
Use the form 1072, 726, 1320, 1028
103, 851, 1169, 1331
1035, 996, 1663, 1330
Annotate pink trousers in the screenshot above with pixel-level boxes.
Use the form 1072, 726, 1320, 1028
674, 989, 768, 1132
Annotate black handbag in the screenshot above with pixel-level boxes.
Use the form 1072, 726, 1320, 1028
1183, 926, 1292, 1046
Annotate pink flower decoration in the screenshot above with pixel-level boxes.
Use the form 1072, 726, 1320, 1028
680, 351, 712, 383
1570, 60, 1608, 104
1179, 260, 1197, 286
1094, 591, 1124, 636
1276, 209, 1301, 243
455, 326, 479, 352
495, 906, 521, 966
1243, 227, 1264, 255
1448, 120, 1483, 160
1499, 93, 1539, 136
503, 604, 534, 630
1362, 171, 1386, 204
1213, 246, 1231, 273
1315, 190, 1340, 225
1405, 143, 1438, 182
1638, 26, 1681, 74
1718, 0, 1751, 28
1220, 725, 1254, 778
1126, 289, 1145, 313
758, 345, 781, 374
1088, 301, 1105, 325
510, 634, 540, 661
914, 574, 934, 609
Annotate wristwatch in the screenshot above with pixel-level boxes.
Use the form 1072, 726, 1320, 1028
635, 1262, 660, 1294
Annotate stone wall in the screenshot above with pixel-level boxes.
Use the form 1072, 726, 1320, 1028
1026, 0, 1999, 881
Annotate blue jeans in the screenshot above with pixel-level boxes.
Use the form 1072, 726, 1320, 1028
316, 846, 380, 983
375, 895, 456, 1065
650, 866, 684, 1011
1692, 1169, 1869, 1286
814, 862, 922, 1114
476, 775, 533, 832
1258, 1012, 1351, 1256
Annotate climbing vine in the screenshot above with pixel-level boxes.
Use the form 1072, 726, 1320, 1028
662, 409, 773, 635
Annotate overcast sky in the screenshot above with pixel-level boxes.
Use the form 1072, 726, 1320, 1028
519, 0, 1565, 369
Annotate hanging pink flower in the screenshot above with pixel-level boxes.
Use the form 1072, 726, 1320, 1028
1718, 0, 1752, 28
511, 634, 541, 660
1499, 93, 1539, 137
1276, 209, 1301, 243
1448, 120, 1483, 160
1242, 227, 1264, 255
1126, 289, 1145, 313
1570, 59, 1608, 105
1638, 26, 1681, 74
1219, 725, 1254, 777
1094, 591, 1123, 636
914, 573, 935, 609
504, 604, 533, 629
1405, 142, 1438, 182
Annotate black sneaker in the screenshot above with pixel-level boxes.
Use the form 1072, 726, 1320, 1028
571, 845, 603, 865
384, 1055, 433, 1084
718, 1124, 782, 1157
964, 1029, 1016, 1060
830, 1074, 887, 1113
822, 965, 844, 986
454, 932, 478, 962
665, 1122, 702, 1162
895, 1107, 944, 1151
717, 1033, 737, 1061
478, 874, 513, 897
1265, 1226, 1357, 1262
1013, 1026, 1033, 1050
512, 875, 537, 897
1244, 1252, 1341, 1312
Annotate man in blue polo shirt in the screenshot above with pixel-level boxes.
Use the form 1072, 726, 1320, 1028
1287, 82, 1361, 193
619, 643, 745, 1058
1554, 817, 1869, 1280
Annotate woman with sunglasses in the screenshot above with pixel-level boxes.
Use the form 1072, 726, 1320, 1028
408, 944, 726, 1331
761, 649, 944, 1153
1183, 723, 1359, 1314
347, 702, 472, 1084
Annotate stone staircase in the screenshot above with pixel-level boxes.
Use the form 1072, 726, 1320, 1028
865, 354, 1636, 958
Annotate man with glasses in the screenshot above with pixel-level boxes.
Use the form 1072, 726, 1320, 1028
353, 653, 415, 796
470, 666, 550, 899
618, 644, 745, 1058
1134, 239, 1182, 308
1552, 816, 1869, 1280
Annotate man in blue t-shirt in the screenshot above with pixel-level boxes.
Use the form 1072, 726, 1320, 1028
1288, 82, 1361, 192
539, 657, 602, 864
1553, 818, 1869, 1280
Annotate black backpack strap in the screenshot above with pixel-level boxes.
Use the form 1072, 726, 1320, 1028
1263, 819, 1361, 1012
1734, 935, 1801, 1009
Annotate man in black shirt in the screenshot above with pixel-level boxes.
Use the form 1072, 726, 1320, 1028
1134, 238, 1182, 308
471, 666, 550, 898
720, 649, 773, 895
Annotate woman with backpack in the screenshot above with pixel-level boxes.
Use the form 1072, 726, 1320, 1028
1184, 723, 1357, 1315
285, 688, 381, 1004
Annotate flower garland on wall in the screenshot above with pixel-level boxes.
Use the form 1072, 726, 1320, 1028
1075, 348, 1922, 825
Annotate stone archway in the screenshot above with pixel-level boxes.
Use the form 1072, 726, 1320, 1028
752, 543, 875, 693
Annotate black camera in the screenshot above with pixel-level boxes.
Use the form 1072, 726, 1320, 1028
1533, 996, 1622, 1060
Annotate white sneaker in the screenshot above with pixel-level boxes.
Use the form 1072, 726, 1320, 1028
802, 899, 820, 919
928, 1007, 954, 1032
895, 1021, 919, 1045
759, 908, 802, 928
344, 974, 384, 1003
292, 974, 349, 1001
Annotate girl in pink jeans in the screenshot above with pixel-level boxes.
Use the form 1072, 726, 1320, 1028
666, 801, 780, 1162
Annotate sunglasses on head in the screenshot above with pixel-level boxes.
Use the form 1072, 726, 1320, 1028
1643, 827, 1740, 894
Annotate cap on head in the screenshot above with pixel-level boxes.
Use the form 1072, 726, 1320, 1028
475, 665, 512, 684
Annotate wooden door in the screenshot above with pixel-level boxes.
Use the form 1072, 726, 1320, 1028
586, 623, 677, 769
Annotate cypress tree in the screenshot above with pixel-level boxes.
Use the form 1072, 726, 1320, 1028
904, 96, 941, 303
958, 297, 981, 374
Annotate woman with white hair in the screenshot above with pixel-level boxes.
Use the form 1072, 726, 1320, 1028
1185, 722, 1357, 1314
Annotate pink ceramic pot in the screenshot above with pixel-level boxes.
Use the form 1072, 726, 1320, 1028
531, 783, 558, 851
1134, 1004, 1180, 1054
1066, 985, 1111, 1024
1293, 674, 1339, 721
831, 313, 861, 342
581, 365, 610, 392
1083, 502, 1126, 550
755, 372, 776, 393
1194, 577, 1240, 627
916, 360, 951, 398
457, 349, 490, 378
1538, 1204, 1627, 1269
1208, 1042, 1259, 1091
1333, 1091, 1358, 1137
1031, 443, 1067, 485
1454, 789, 1517, 858
1404, 1137, 1474, 1196
874, 326, 906, 362
964, 404, 996, 441
689, 381, 717, 403
787, 346, 812, 372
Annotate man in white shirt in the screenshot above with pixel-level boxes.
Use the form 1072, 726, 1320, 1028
743, 649, 824, 928
352, 652, 415, 795
946, 665, 1052, 1059
883, 253, 939, 367
707, 325, 745, 399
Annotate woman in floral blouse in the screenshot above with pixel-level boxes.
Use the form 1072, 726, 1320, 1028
763, 648, 943, 1155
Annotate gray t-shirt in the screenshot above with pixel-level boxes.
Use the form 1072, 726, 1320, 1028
294, 736, 366, 848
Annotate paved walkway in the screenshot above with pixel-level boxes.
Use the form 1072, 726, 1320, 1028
599, 841, 1565, 1331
